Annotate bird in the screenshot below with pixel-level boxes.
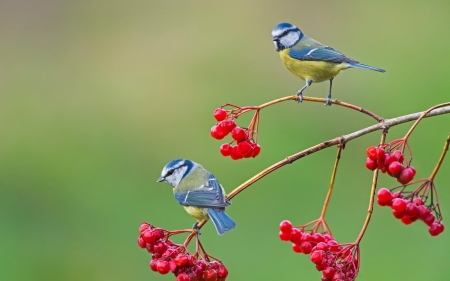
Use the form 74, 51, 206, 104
157, 159, 236, 235
271, 22, 385, 106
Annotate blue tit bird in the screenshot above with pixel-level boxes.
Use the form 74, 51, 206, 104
272, 22, 385, 106
157, 159, 236, 235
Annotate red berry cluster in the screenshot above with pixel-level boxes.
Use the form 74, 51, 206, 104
211, 108, 261, 160
279, 220, 359, 281
138, 223, 229, 281
377, 188, 444, 236
365, 146, 416, 184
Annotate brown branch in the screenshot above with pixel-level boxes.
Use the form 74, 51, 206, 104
255, 95, 383, 122
227, 105, 450, 200
429, 134, 450, 181
319, 146, 343, 219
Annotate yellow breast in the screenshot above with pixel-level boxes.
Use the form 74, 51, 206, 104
279, 49, 349, 83
183, 206, 209, 221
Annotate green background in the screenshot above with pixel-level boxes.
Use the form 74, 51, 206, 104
1, 1, 449, 280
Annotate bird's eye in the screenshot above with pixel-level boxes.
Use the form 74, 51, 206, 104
167, 170, 174, 176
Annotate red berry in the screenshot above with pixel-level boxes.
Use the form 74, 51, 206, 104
323, 267, 336, 279
424, 213, 436, 226
230, 145, 243, 160
175, 253, 189, 266
366, 146, 377, 161
310, 250, 326, 264
213, 108, 227, 121
401, 215, 413, 225
279, 230, 290, 241
292, 243, 302, 253
409, 166, 416, 177
219, 143, 232, 156
384, 153, 395, 167
429, 222, 444, 236
388, 161, 404, 177
398, 167, 414, 184
392, 198, 407, 212
290, 228, 302, 243
139, 222, 150, 233
315, 259, 328, 271
138, 236, 146, 248
300, 242, 312, 254
217, 265, 228, 278
169, 260, 178, 272
251, 144, 261, 157
204, 269, 218, 281
231, 127, 246, 141
316, 242, 329, 251
418, 205, 431, 220
393, 209, 405, 219
376, 147, 385, 161
413, 198, 424, 205
279, 220, 292, 233
210, 126, 226, 140
377, 188, 392, 203
392, 150, 405, 163
222, 120, 236, 132
312, 233, 325, 243
405, 203, 419, 217
365, 158, 377, 171
157, 260, 170, 275
153, 241, 167, 254
142, 230, 157, 243
238, 141, 252, 155
376, 160, 385, 169
150, 259, 158, 272
177, 272, 190, 281
327, 240, 340, 252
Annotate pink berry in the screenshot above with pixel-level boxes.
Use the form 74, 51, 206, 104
139, 222, 150, 233
300, 242, 312, 254
405, 203, 419, 217
392, 150, 405, 163
231, 127, 246, 141
217, 265, 228, 278
177, 272, 190, 281
323, 267, 336, 279
213, 108, 227, 121
138, 236, 146, 248
418, 205, 431, 220
424, 213, 436, 226
310, 250, 326, 264
219, 143, 232, 156
150, 259, 158, 272
279, 220, 292, 233
429, 222, 444, 236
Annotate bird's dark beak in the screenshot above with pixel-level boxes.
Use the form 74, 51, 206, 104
156, 177, 165, 183
273, 40, 280, 52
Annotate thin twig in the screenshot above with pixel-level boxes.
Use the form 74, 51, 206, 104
320, 146, 343, 219
429, 134, 450, 181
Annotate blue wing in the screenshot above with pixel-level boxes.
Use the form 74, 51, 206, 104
174, 173, 231, 208
289, 46, 358, 64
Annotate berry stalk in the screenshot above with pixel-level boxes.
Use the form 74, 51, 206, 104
429, 134, 450, 181
320, 146, 343, 220
356, 131, 387, 244
403, 102, 450, 141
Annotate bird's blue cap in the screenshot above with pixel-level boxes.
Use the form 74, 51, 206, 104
271, 22, 300, 39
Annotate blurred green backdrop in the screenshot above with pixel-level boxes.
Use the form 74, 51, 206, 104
1, 1, 449, 280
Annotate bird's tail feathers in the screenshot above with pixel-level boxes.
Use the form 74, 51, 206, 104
207, 209, 236, 235
350, 63, 385, 73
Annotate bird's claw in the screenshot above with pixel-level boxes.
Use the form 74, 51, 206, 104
192, 222, 202, 235
324, 97, 332, 106
296, 92, 303, 103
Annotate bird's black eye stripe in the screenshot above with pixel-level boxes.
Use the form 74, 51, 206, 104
166, 170, 174, 176
275, 28, 298, 40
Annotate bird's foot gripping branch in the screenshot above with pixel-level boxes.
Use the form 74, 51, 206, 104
139, 97, 450, 281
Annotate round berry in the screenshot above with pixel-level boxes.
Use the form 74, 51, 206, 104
142, 230, 157, 243
424, 213, 436, 226
310, 250, 326, 264
383, 153, 395, 167
392, 210, 405, 219
223, 120, 236, 132
290, 228, 302, 243
213, 108, 227, 121
219, 143, 232, 156
312, 233, 325, 243
300, 242, 312, 254
388, 161, 404, 177
409, 166, 416, 177
418, 205, 431, 220
139, 222, 150, 233
323, 267, 336, 279
217, 265, 228, 278
429, 222, 444, 236
231, 127, 246, 141
150, 259, 158, 272
292, 243, 302, 253
279, 230, 290, 241
413, 197, 424, 206
401, 215, 413, 225
138, 236, 146, 248
398, 167, 414, 184
238, 141, 252, 155
230, 145, 243, 160
405, 202, 419, 217
210, 126, 226, 140
316, 242, 329, 251
366, 146, 377, 161
376, 147, 385, 161
153, 241, 167, 254
157, 260, 170, 275
279, 220, 292, 233
392, 150, 405, 163
175, 253, 189, 266
177, 272, 190, 281
203, 269, 218, 281
377, 188, 392, 203
392, 198, 407, 212
365, 158, 377, 171
251, 144, 261, 157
